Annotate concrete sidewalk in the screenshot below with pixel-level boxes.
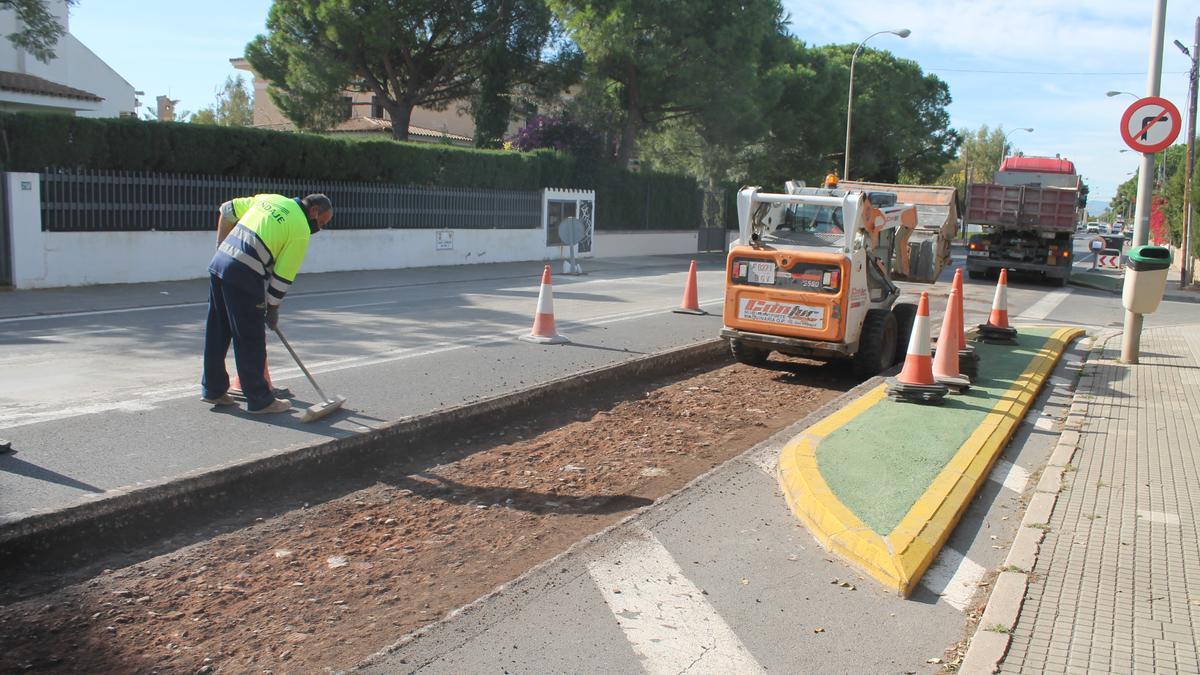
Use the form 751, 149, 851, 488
992, 325, 1200, 673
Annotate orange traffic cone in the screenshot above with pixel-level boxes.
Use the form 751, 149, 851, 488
520, 265, 569, 345
887, 291, 948, 404
953, 269, 979, 379
933, 287, 970, 391
229, 362, 287, 400
673, 260, 707, 315
977, 268, 1018, 343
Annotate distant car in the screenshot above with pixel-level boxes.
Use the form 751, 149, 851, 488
1086, 223, 1101, 234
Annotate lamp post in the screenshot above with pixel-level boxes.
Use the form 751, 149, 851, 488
844, 28, 911, 180
1105, 90, 1138, 99
1174, 19, 1198, 287
1002, 127, 1033, 156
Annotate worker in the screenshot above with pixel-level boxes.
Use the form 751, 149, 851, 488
823, 172, 839, 188
201, 193, 333, 413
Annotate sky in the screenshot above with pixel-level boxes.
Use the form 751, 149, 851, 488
70, 1, 1197, 210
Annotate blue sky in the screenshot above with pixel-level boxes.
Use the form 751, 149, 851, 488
71, 1, 1196, 207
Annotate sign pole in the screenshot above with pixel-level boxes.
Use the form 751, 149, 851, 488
1182, 16, 1199, 288
1122, 0, 1168, 365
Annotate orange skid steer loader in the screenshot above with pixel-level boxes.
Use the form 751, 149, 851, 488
721, 183, 921, 377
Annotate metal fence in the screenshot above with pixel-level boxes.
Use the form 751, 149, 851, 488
39, 170, 543, 232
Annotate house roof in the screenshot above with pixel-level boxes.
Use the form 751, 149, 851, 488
0, 71, 103, 102
332, 116, 473, 142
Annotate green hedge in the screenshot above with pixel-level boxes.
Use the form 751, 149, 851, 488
0, 112, 703, 230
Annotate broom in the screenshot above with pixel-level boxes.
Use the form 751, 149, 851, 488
272, 326, 346, 423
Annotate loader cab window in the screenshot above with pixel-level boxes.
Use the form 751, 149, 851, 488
782, 204, 843, 235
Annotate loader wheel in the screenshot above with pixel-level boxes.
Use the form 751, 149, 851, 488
852, 309, 897, 378
729, 339, 770, 367
891, 302, 918, 365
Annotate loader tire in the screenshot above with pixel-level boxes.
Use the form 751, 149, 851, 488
729, 339, 770, 367
891, 302, 918, 365
852, 309, 897, 378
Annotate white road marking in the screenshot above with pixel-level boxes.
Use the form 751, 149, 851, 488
1137, 510, 1180, 525
0, 298, 723, 430
334, 300, 399, 310
1033, 416, 1057, 432
921, 545, 987, 612
1017, 288, 1072, 320
588, 525, 764, 674
989, 459, 1030, 494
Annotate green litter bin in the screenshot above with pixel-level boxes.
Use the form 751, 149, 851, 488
1122, 245, 1173, 314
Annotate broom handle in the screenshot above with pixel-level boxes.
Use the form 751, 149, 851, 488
272, 326, 331, 403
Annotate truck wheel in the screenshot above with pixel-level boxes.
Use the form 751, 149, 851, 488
852, 309, 897, 378
729, 339, 770, 367
891, 302, 918, 365
968, 269, 987, 280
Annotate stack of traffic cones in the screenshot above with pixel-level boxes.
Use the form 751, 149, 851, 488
520, 265, 569, 344
933, 286, 970, 392
887, 292, 949, 404
977, 268, 1019, 344
953, 269, 980, 379
672, 260, 707, 315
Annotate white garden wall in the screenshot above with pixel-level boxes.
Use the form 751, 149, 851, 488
4, 173, 708, 289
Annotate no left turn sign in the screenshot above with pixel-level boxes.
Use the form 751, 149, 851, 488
1120, 96, 1182, 153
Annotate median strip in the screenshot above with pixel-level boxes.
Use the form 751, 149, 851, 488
777, 326, 1084, 595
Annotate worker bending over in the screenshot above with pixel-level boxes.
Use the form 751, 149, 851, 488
201, 193, 333, 413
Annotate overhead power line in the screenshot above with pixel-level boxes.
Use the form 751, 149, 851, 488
927, 68, 1190, 76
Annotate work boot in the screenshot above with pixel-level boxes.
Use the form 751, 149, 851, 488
248, 398, 292, 415
201, 394, 237, 406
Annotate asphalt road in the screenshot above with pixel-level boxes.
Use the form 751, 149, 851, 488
1, 245, 1193, 522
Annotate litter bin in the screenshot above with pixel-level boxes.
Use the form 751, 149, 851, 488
1122, 245, 1173, 314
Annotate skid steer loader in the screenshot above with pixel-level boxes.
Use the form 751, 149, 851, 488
721, 183, 920, 377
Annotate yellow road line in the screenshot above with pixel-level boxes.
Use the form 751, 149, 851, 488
777, 327, 1084, 595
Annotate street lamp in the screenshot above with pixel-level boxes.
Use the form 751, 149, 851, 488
1106, 90, 1137, 98
844, 28, 911, 180
998, 126, 1036, 169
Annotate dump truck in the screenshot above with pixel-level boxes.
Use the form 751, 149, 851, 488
965, 155, 1083, 286
839, 181, 958, 283
720, 182, 920, 377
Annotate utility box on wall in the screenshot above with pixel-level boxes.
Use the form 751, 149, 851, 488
543, 188, 595, 257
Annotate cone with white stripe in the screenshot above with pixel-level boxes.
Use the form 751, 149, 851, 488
977, 268, 1018, 344
887, 291, 948, 404
953, 269, 979, 379
933, 287, 970, 392
520, 265, 569, 345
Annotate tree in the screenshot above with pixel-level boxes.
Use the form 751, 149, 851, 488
548, 0, 787, 167
191, 75, 254, 127
246, 0, 546, 141
935, 125, 1009, 204
3, 0, 75, 62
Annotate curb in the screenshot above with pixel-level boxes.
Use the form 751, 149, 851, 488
0, 339, 729, 574
958, 331, 1115, 674
777, 327, 1085, 596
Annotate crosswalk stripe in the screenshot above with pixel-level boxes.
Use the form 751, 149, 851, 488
921, 545, 987, 612
989, 459, 1030, 493
1017, 288, 1072, 320
588, 524, 764, 674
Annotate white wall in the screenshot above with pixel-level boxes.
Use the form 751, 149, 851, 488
593, 231, 699, 258
6, 174, 703, 290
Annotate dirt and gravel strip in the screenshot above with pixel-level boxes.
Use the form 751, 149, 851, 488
1, 357, 852, 673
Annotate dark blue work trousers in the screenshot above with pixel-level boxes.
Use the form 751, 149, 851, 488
202, 273, 273, 410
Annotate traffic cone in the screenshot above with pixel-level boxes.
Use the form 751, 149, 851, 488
229, 362, 289, 400
520, 265, 569, 345
672, 260, 707, 315
953, 269, 979, 379
887, 291, 949, 404
933, 287, 970, 392
977, 268, 1019, 344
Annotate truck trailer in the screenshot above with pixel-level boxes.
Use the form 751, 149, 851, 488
965, 155, 1084, 286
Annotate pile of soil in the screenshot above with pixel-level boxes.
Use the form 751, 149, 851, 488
0, 358, 850, 673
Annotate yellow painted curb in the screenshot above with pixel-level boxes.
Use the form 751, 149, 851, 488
777, 327, 1084, 595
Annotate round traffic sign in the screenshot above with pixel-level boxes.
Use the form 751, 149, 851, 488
1120, 96, 1182, 153
1090, 236, 1105, 252
557, 217, 587, 246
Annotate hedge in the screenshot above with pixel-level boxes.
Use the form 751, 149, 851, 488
0, 112, 706, 230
